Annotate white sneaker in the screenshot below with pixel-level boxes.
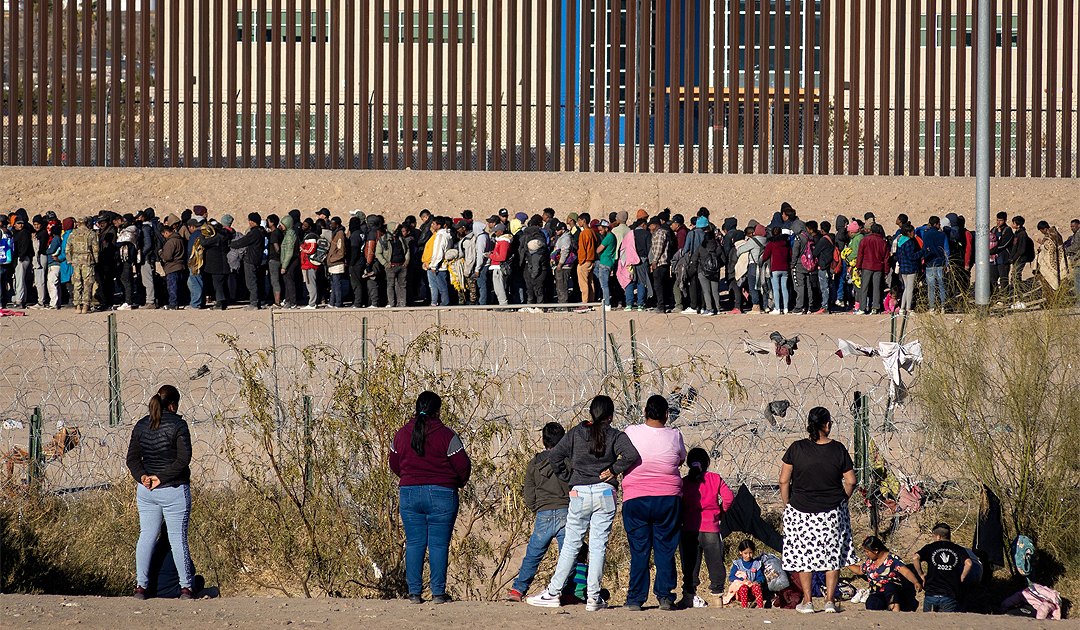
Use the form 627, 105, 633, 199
692, 595, 708, 608
853, 588, 869, 604
526, 590, 561, 608
796, 602, 816, 614
770, 309, 781, 315
585, 597, 608, 611
681, 308, 696, 314
301, 305, 317, 310
782, 309, 790, 314
824, 601, 839, 613
604, 305, 612, 311
117, 303, 132, 311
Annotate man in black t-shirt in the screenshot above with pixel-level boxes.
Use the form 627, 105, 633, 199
912, 523, 972, 612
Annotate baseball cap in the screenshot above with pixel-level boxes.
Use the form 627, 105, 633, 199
599, 220, 610, 227
487, 215, 500, 223
499, 208, 509, 217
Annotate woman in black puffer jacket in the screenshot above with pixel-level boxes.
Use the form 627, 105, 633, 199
126, 385, 195, 600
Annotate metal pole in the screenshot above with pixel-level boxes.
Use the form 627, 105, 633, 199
108, 313, 121, 426
974, 0, 992, 305
29, 406, 43, 493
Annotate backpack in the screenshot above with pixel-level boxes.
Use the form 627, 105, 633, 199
760, 554, 789, 592
1012, 535, 1035, 582
799, 236, 818, 272
0, 233, 13, 264
189, 228, 211, 273
700, 247, 721, 279
309, 236, 331, 265
825, 235, 842, 274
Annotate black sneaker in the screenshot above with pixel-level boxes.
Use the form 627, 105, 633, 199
431, 594, 452, 605
624, 603, 643, 611
658, 597, 676, 611
407, 593, 424, 604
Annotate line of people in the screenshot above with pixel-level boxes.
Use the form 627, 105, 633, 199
5, 206, 1077, 313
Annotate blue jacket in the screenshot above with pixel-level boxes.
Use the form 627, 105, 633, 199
729, 557, 766, 585
896, 237, 922, 274
920, 227, 950, 268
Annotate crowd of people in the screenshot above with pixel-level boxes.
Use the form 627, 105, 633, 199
388, 391, 984, 613
5, 205, 1077, 314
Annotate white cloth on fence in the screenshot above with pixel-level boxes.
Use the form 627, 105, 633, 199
836, 339, 923, 387
743, 339, 772, 355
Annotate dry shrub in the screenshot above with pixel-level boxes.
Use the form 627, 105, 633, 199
915, 307, 1080, 594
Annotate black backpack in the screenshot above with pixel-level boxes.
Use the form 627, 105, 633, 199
700, 247, 721, 279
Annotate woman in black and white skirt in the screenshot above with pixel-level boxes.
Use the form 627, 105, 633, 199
778, 407, 858, 614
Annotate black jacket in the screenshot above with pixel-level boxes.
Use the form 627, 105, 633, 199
230, 225, 267, 265
200, 229, 233, 275
523, 451, 570, 513
126, 410, 192, 488
989, 225, 1014, 265
11, 227, 33, 259
1008, 227, 1034, 265
814, 233, 836, 270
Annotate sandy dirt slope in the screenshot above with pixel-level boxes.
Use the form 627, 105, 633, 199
0, 594, 1058, 630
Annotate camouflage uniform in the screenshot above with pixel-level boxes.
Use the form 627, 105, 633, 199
65, 224, 99, 312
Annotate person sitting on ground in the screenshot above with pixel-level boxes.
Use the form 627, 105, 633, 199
848, 535, 922, 612
725, 539, 767, 609
507, 422, 570, 602
911, 522, 972, 613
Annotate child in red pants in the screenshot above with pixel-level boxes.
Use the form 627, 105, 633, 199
729, 540, 766, 608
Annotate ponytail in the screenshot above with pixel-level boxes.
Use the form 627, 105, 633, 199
587, 395, 615, 457
807, 406, 832, 441
686, 447, 710, 484
149, 384, 181, 430
411, 391, 442, 457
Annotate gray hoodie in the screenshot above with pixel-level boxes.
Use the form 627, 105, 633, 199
548, 422, 639, 489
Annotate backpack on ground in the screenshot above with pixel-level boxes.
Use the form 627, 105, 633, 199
799, 236, 818, 272
309, 236, 331, 265
700, 247, 721, 279
760, 554, 789, 592
1012, 535, 1035, 583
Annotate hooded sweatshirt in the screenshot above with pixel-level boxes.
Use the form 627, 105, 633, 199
547, 421, 640, 489
279, 215, 298, 269
471, 221, 490, 275
524, 451, 571, 513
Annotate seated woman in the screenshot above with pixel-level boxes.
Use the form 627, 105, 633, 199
848, 535, 922, 611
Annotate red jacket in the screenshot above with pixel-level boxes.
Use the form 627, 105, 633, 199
389, 417, 472, 490
761, 239, 791, 272
856, 232, 889, 272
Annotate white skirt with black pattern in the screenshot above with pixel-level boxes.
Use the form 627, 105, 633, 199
781, 500, 860, 572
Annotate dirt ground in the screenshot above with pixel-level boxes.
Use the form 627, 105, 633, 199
2, 167, 1078, 231
0, 594, 1060, 630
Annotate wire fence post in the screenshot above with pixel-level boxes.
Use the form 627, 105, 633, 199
600, 303, 608, 374
435, 308, 443, 376
270, 309, 282, 432
28, 406, 43, 494
853, 390, 872, 488
303, 394, 314, 498
108, 313, 122, 426
629, 319, 641, 408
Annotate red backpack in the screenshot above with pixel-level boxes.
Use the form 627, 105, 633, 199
826, 235, 841, 274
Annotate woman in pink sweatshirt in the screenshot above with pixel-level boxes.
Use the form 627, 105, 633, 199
678, 448, 734, 608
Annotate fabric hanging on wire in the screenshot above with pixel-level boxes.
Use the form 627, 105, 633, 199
836, 339, 923, 387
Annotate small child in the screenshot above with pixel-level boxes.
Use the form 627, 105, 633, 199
679, 448, 734, 608
884, 283, 901, 313
727, 540, 766, 609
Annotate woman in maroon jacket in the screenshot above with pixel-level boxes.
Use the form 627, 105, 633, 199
389, 391, 471, 604
761, 227, 792, 314
855, 224, 890, 314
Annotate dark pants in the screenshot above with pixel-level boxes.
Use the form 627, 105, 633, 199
399, 485, 458, 597
367, 267, 383, 307
861, 269, 884, 311
243, 261, 261, 306
165, 271, 181, 307
623, 495, 682, 606
651, 265, 671, 312
555, 267, 573, 304
991, 262, 1011, 292
865, 580, 918, 612
282, 259, 300, 306
330, 273, 346, 307
386, 264, 407, 307
210, 274, 228, 309
349, 263, 366, 307
524, 273, 544, 304
680, 530, 726, 596
792, 270, 812, 312
686, 273, 702, 311
729, 276, 744, 311
119, 264, 135, 305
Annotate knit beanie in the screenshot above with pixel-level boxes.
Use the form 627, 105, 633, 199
220, 214, 234, 227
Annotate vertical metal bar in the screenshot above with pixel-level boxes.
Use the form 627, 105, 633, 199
358, 0, 369, 168
667, 0, 679, 172
343, 0, 353, 169
1031, 0, 1042, 176
259, 0, 270, 167
135, 0, 147, 165
741, 0, 752, 172
1045, 0, 1058, 178
448, 0, 459, 170
507, 0, 518, 169
908, 0, 919, 174
80, 0, 91, 165
580, 0, 590, 171
37, 0, 47, 165
22, 0, 32, 164
463, 0, 474, 169
974, 0, 990, 305
28, 407, 43, 493
387, 0, 398, 169
153, 2, 164, 165
212, 0, 224, 167
273, 0, 284, 168
1001, 0, 1012, 176
862, 0, 873, 175
639, 0, 651, 173
847, 0, 858, 173
955, 0, 967, 175
727, 0, 737, 172
286, 0, 296, 168
894, 0, 905, 174
924, 0, 935, 175
682, 0, 692, 173
774, 0, 784, 173
818, 0, 829, 173
758, 0, 768, 173
537, 0, 548, 170
315, 0, 327, 169
170, 0, 180, 165
1062, 0, 1074, 177
111, 0, 122, 165
551, 0, 561, 170
7, 0, 17, 165
713, 0, 723, 173
1015, 0, 1026, 175
655, 0, 668, 173
611, 0, 622, 173
139, 0, 150, 164
789, 0, 799, 174
300, 0, 311, 167
418, 0, 428, 168
878, 0, 889, 175
564, 0, 575, 170
832, 0, 843, 174
433, 0, 443, 168
198, 0, 210, 166
52, 0, 63, 165
477, 0, 488, 169
108, 313, 122, 427
522, 0, 533, 170
227, 0, 239, 167
939, 0, 950, 175
805, 0, 816, 173
596, 0, 606, 172
493, 0, 503, 169
242, 0, 253, 167
403, 0, 414, 167
1, 0, 7, 163
696, 0, 707, 173
183, 0, 194, 165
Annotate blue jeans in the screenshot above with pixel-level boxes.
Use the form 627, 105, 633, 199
545, 483, 617, 601
428, 269, 450, 306
166, 271, 181, 307
770, 271, 790, 312
593, 264, 612, 306
330, 273, 346, 307
136, 483, 193, 589
187, 271, 204, 308
746, 263, 761, 306
399, 485, 459, 597
923, 594, 959, 612
623, 495, 682, 606
927, 265, 947, 309
835, 259, 847, 302
624, 281, 645, 307
476, 268, 489, 305
817, 269, 832, 311
512, 508, 567, 595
